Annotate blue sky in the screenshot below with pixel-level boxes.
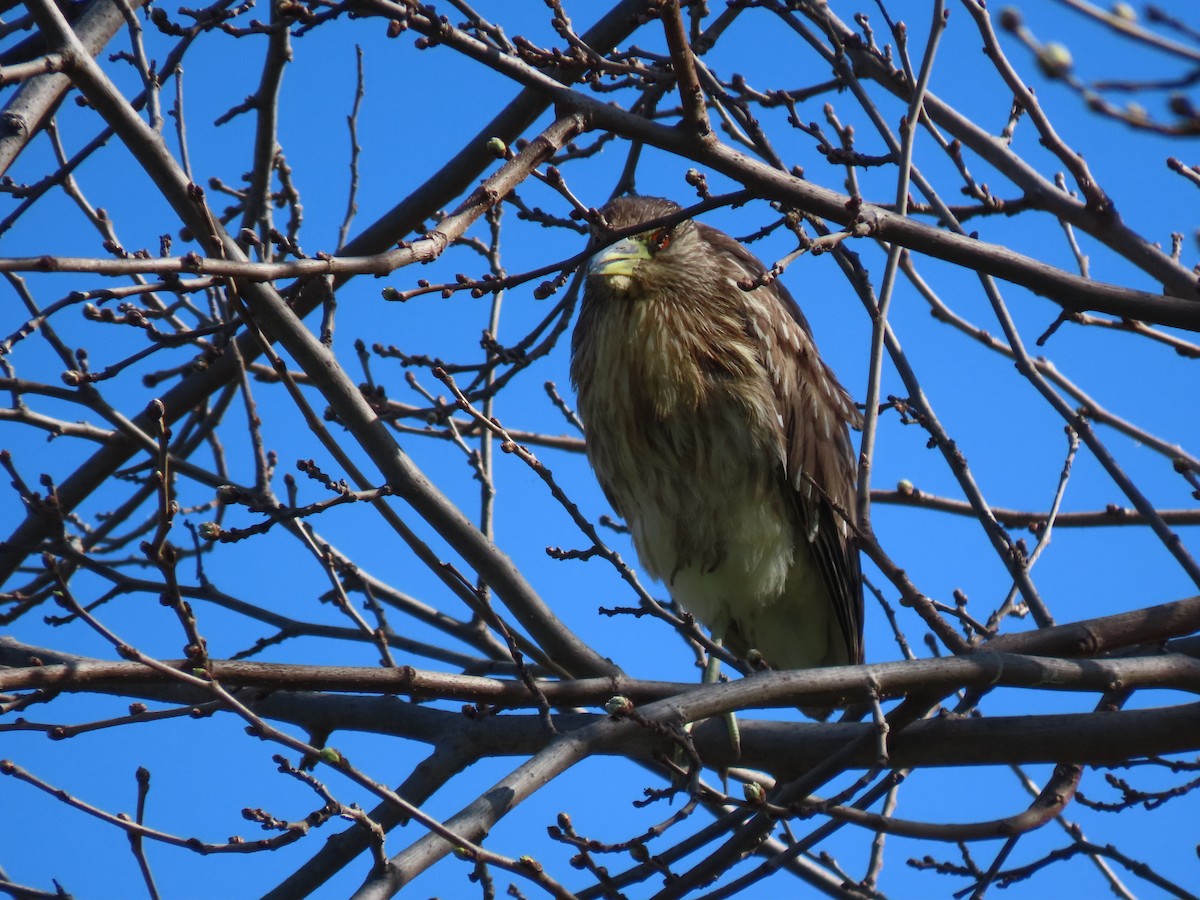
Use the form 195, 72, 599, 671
2, 1, 1198, 897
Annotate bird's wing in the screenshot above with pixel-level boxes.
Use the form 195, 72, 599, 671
698, 223, 865, 665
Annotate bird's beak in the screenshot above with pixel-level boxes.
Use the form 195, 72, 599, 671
587, 237, 651, 279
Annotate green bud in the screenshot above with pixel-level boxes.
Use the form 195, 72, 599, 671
1037, 43, 1073, 79
1110, 3, 1136, 22
605, 695, 634, 716
743, 781, 766, 804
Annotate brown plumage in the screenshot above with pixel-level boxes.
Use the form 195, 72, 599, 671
570, 196, 864, 671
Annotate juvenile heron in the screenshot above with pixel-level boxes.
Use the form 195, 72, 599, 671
570, 196, 863, 680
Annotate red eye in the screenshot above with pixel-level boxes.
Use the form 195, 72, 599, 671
651, 228, 672, 252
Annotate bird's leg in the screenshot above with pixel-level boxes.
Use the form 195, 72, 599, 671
703, 628, 741, 761
701, 635, 723, 686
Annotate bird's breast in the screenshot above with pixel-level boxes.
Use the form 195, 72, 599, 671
574, 290, 794, 592
582, 291, 764, 421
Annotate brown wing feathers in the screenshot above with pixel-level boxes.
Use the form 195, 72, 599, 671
698, 222, 864, 665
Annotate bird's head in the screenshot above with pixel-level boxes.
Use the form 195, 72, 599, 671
585, 196, 698, 295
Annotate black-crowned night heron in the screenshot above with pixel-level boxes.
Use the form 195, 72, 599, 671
570, 196, 864, 682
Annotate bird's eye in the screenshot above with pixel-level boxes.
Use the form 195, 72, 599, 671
650, 227, 672, 253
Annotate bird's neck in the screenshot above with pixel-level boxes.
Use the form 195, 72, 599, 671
586, 287, 758, 420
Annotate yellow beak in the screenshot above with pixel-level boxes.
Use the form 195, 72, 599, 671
587, 237, 651, 279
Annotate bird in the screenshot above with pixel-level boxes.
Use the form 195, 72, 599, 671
570, 195, 864, 681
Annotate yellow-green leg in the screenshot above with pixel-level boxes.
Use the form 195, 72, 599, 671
704, 629, 741, 760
